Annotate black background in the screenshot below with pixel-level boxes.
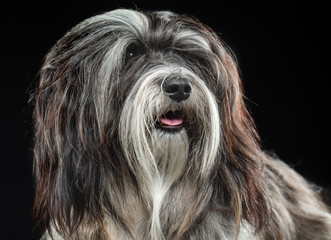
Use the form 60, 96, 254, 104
1, 1, 329, 239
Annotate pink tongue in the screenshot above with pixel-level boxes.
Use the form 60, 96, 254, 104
160, 116, 183, 126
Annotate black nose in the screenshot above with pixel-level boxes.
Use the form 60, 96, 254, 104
163, 78, 192, 102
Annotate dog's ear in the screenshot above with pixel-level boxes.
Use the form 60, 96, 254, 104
32, 18, 128, 238
198, 27, 270, 231
169, 13, 269, 229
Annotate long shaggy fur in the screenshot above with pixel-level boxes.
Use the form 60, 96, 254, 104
32, 9, 331, 239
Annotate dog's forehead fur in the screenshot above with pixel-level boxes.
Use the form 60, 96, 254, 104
80, 9, 213, 49
62, 9, 224, 74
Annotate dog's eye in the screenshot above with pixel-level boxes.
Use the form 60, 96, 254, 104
127, 51, 135, 58
125, 43, 142, 59
176, 50, 200, 62
176, 50, 209, 67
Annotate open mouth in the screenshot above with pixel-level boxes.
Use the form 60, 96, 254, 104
157, 109, 185, 132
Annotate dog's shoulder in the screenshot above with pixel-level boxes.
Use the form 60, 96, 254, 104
262, 152, 331, 239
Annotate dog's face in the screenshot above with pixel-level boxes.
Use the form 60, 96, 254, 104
38, 9, 245, 179
34, 9, 267, 238
116, 10, 228, 183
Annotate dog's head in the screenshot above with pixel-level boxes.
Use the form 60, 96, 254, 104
33, 9, 268, 238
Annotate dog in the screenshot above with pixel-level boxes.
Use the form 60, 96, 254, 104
32, 9, 331, 239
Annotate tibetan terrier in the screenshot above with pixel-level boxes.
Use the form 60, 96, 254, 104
32, 9, 331, 239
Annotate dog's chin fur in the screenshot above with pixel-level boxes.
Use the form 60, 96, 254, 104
32, 9, 331, 240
